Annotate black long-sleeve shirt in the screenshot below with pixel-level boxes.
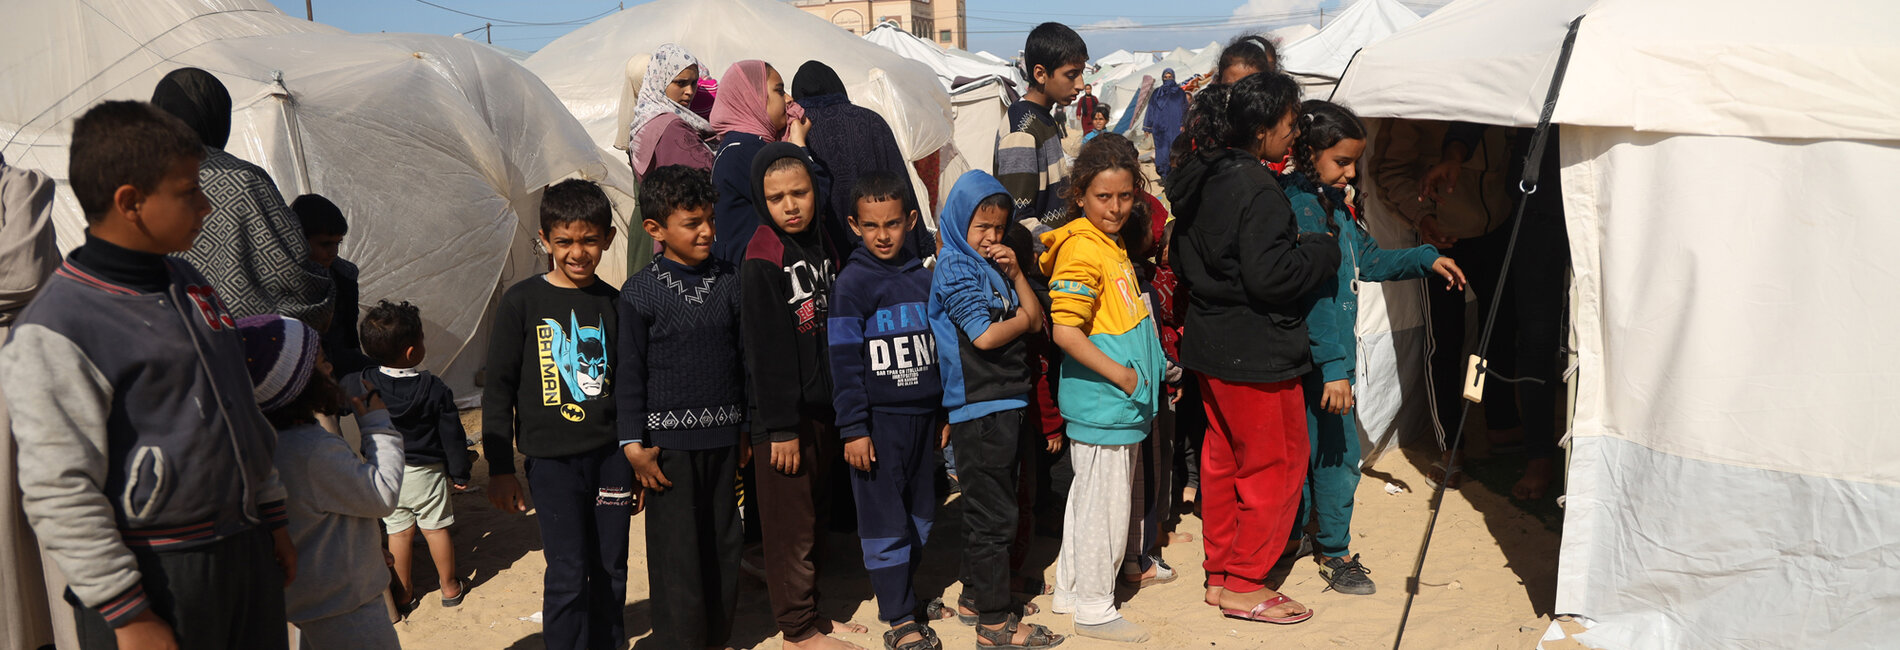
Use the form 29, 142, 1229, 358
480, 275, 619, 473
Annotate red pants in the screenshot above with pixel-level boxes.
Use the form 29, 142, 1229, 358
1199, 375, 1309, 593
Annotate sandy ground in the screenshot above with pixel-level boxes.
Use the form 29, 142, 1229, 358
377, 412, 1565, 650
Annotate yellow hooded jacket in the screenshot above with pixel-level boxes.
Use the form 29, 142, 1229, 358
1039, 217, 1164, 445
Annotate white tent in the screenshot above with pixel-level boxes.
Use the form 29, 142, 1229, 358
863, 21, 1022, 92
1268, 23, 1321, 46
523, 0, 953, 191
1279, 0, 1420, 81
0, 0, 638, 405
1095, 49, 1141, 68
1337, 0, 1900, 648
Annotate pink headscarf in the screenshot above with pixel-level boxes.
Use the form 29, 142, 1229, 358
711, 60, 803, 142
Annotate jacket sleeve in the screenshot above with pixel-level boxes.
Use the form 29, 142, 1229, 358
480, 287, 525, 475
826, 273, 873, 439
740, 257, 802, 443
1356, 223, 1444, 283
1046, 243, 1103, 331
1, 327, 148, 627
936, 259, 998, 342
434, 379, 471, 483
614, 287, 651, 446
1237, 189, 1341, 308
234, 164, 336, 328
280, 412, 404, 520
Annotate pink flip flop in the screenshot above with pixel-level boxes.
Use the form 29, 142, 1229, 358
1221, 595, 1313, 625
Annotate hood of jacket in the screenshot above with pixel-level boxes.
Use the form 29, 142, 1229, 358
1165, 148, 1257, 226
362, 368, 430, 420
847, 242, 920, 275
749, 142, 829, 255
939, 170, 1016, 309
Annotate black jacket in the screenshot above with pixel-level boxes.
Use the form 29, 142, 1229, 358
1166, 149, 1341, 384
362, 368, 469, 482
740, 144, 839, 442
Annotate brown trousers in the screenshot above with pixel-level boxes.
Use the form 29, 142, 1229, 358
752, 417, 840, 642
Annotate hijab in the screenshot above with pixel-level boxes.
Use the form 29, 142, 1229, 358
151, 67, 232, 149
791, 61, 848, 101
712, 60, 799, 143
620, 45, 715, 164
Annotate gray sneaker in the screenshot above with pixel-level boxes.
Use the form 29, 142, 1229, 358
1318, 554, 1376, 595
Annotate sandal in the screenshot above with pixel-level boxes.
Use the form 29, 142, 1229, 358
883, 620, 941, 650
1221, 595, 1313, 625
973, 615, 1064, 649
440, 577, 469, 608
926, 596, 1040, 627
1425, 461, 1464, 491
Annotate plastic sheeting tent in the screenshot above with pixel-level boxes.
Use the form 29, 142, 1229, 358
0, 0, 639, 405
860, 21, 1016, 194
1337, 0, 1900, 647
523, 0, 954, 220
863, 21, 1022, 93
1279, 0, 1420, 81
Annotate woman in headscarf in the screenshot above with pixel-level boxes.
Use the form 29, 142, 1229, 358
0, 153, 62, 650
617, 44, 717, 179
790, 60, 932, 260
708, 60, 817, 264
1144, 68, 1190, 179
151, 67, 335, 328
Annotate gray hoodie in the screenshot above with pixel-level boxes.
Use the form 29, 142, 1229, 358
274, 410, 404, 623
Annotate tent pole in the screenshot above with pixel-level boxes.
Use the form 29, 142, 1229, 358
1390, 14, 1585, 650
304, 0, 312, 21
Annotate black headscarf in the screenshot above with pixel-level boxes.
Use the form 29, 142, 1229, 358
791, 61, 848, 102
151, 68, 232, 149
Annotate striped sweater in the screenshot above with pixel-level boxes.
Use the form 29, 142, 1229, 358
996, 100, 1071, 250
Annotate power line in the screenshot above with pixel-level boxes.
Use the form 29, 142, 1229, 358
409, 0, 617, 26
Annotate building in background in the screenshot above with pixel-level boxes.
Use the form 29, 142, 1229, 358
790, 0, 966, 49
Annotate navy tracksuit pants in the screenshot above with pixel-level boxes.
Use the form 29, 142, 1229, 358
525, 446, 633, 650
851, 410, 940, 624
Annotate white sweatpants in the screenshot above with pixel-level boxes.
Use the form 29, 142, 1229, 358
1055, 440, 1137, 625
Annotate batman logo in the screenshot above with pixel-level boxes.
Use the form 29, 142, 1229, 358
560, 403, 586, 422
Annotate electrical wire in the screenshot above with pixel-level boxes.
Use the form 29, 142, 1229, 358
409, 0, 617, 26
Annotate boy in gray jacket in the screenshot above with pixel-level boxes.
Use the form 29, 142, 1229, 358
0, 101, 296, 650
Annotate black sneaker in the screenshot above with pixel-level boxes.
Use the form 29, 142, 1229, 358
1318, 554, 1376, 595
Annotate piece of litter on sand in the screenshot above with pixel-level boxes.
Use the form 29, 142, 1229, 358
1447, 580, 1463, 590
1385, 482, 1408, 495
519, 611, 543, 623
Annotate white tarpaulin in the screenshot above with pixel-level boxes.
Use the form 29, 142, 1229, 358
1338, 0, 1900, 647
524, 0, 952, 167
1279, 0, 1420, 81
0, 0, 638, 405
864, 21, 1021, 93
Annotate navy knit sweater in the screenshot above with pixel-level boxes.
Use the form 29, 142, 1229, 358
615, 256, 746, 450
826, 246, 941, 440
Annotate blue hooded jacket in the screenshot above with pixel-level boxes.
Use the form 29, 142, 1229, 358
929, 171, 1033, 423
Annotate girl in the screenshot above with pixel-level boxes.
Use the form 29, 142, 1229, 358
620, 44, 716, 179
1282, 100, 1466, 596
239, 315, 407, 649
709, 59, 816, 264
1163, 71, 1337, 626
1040, 136, 1166, 644
1083, 104, 1111, 143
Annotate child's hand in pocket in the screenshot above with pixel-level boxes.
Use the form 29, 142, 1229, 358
1115, 364, 1140, 397
844, 436, 876, 472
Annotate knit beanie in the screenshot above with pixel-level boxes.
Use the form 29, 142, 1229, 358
236, 314, 320, 412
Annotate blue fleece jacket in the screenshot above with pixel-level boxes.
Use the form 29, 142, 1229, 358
828, 246, 941, 440
929, 171, 1032, 423
1284, 173, 1442, 384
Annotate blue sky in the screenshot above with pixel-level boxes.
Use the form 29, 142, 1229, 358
265, 0, 1440, 57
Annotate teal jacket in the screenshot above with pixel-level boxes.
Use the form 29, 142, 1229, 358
1285, 174, 1441, 384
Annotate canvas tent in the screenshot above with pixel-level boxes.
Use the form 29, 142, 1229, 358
1268, 23, 1321, 46
1336, 0, 1900, 647
0, 0, 637, 405
524, 0, 953, 224
1278, 0, 1419, 98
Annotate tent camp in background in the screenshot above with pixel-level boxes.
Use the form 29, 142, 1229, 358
1268, 22, 1321, 47
1334, 0, 1900, 647
861, 20, 1020, 183
523, 0, 953, 224
1279, 0, 1420, 97
0, 0, 636, 406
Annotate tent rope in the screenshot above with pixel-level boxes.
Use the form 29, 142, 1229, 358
1391, 14, 1585, 650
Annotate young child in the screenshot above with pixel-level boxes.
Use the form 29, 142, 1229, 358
1039, 137, 1166, 643
1083, 104, 1112, 143
1283, 101, 1465, 595
827, 172, 945, 650
740, 143, 865, 650
0, 100, 294, 649
359, 300, 470, 610
928, 170, 1061, 650
1165, 73, 1336, 625
291, 193, 371, 378
243, 315, 404, 648
617, 164, 749, 650
481, 179, 629, 650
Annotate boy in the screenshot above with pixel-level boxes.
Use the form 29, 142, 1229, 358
997, 22, 1089, 244
1, 100, 294, 650
617, 165, 749, 650
740, 143, 864, 650
481, 179, 628, 650
291, 193, 371, 378
359, 300, 470, 611
928, 170, 1061, 650
827, 172, 944, 650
